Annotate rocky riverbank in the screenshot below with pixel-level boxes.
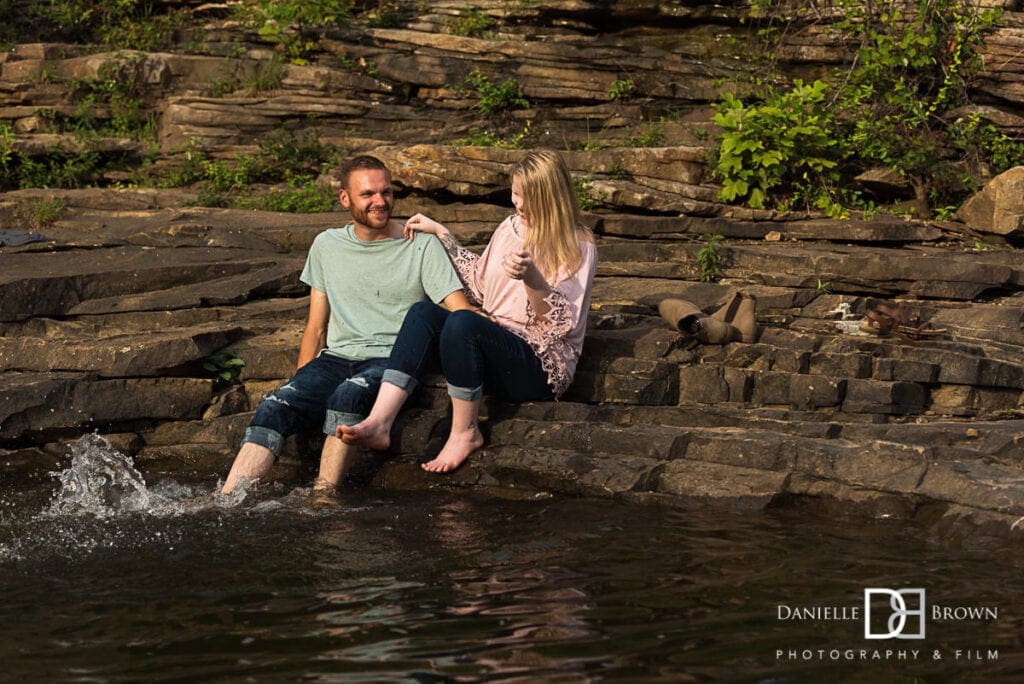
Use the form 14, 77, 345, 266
1, 1, 1023, 533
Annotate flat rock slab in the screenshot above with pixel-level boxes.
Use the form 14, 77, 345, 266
0, 246, 304, 321
1, 372, 212, 440
599, 215, 946, 242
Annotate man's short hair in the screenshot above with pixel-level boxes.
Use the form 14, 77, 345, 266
339, 155, 391, 190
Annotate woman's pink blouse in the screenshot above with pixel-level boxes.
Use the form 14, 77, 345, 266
447, 215, 598, 397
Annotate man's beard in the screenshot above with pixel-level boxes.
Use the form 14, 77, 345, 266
352, 204, 392, 229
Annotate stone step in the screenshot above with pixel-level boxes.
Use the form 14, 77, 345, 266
687, 350, 1021, 419
373, 409, 1024, 517
596, 241, 1024, 301
390, 399, 1022, 466
702, 328, 1024, 388
579, 306, 1024, 417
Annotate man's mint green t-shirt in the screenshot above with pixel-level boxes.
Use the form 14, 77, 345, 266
300, 224, 462, 360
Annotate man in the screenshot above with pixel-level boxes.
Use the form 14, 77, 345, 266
221, 155, 468, 495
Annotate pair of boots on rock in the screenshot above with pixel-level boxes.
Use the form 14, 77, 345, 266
658, 291, 758, 345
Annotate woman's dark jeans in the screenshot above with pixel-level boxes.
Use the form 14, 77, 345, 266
383, 301, 553, 402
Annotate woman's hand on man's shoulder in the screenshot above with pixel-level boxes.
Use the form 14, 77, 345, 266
403, 213, 448, 240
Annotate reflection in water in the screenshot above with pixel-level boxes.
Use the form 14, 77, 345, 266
1, 434, 1023, 681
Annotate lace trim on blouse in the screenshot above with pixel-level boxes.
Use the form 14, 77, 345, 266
522, 288, 577, 398
440, 231, 483, 307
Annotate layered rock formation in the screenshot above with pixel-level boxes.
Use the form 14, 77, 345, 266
1, 1, 1023, 532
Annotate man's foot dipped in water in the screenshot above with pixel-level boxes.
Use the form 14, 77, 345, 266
337, 418, 391, 451
420, 426, 484, 473
310, 477, 342, 506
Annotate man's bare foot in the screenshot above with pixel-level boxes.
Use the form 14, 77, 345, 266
421, 427, 484, 473
221, 443, 274, 494
337, 418, 391, 450
310, 477, 342, 506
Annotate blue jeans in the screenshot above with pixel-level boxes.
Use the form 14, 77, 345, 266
242, 353, 388, 457
382, 301, 553, 402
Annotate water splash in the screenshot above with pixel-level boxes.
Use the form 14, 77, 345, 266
49, 434, 153, 518
0, 435, 342, 566
44, 434, 325, 519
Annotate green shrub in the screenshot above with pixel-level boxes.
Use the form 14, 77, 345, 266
625, 121, 665, 148
206, 45, 249, 97
466, 71, 529, 116
696, 234, 724, 283
160, 145, 208, 188
715, 0, 1015, 214
30, 0, 183, 49
30, 197, 68, 228
364, 2, 407, 28
203, 350, 245, 384
609, 78, 635, 101
248, 0, 351, 64
713, 80, 838, 209
949, 112, 1024, 177
246, 55, 287, 93
17, 151, 104, 189
167, 128, 341, 209
0, 117, 140, 191
574, 175, 604, 211
256, 128, 340, 181
456, 121, 531, 149
0, 122, 14, 188
240, 180, 337, 213
449, 8, 495, 37
63, 56, 156, 139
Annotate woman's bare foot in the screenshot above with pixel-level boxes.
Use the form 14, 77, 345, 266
337, 417, 391, 450
421, 427, 484, 473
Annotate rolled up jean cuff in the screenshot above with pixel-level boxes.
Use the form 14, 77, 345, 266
323, 410, 364, 434
382, 368, 417, 393
447, 382, 484, 401
242, 426, 284, 459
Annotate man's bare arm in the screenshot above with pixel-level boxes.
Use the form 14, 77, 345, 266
297, 288, 330, 369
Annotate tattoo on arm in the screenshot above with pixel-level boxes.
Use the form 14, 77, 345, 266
439, 231, 462, 258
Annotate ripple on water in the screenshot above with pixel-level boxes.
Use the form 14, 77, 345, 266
1, 434, 1024, 681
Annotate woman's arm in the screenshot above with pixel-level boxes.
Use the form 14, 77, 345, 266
502, 249, 552, 320
440, 288, 474, 312
517, 232, 597, 339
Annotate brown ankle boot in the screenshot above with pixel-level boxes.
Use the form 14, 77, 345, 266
658, 298, 702, 332
731, 293, 758, 343
711, 291, 742, 323
660, 297, 741, 344
690, 315, 740, 344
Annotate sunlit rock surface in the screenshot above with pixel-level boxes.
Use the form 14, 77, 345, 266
1, 1, 1023, 533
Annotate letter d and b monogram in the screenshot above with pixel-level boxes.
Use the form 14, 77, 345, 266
864, 588, 926, 639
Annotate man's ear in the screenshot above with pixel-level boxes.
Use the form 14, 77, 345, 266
338, 188, 350, 209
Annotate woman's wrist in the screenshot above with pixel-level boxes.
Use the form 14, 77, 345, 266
523, 269, 549, 293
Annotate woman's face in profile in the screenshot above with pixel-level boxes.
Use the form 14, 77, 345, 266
511, 176, 527, 224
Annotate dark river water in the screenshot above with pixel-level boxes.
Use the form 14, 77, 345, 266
2, 435, 1022, 682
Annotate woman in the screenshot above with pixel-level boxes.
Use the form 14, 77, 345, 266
340, 148, 598, 472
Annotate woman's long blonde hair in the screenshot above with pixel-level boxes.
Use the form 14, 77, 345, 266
512, 149, 591, 281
